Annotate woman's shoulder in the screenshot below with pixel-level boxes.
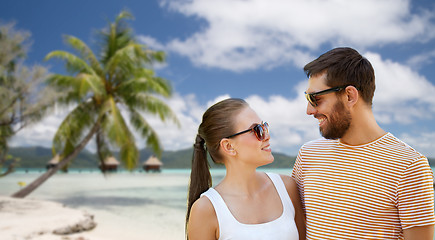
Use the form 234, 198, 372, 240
191, 194, 216, 218
277, 174, 298, 195
188, 194, 219, 239
277, 173, 296, 185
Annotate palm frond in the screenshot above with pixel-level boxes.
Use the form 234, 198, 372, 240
115, 10, 133, 24
52, 101, 96, 154
64, 35, 103, 76
128, 108, 162, 157
104, 96, 138, 169
47, 72, 106, 102
148, 50, 165, 63
45, 51, 96, 75
104, 43, 138, 80
148, 76, 172, 97
124, 95, 179, 125
119, 141, 138, 170
100, 12, 133, 66
105, 96, 130, 144
117, 69, 172, 97
76, 73, 106, 98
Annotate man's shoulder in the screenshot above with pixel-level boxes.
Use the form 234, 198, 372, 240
382, 133, 427, 160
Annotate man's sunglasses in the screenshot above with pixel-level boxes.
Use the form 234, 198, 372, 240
225, 122, 269, 141
304, 86, 349, 107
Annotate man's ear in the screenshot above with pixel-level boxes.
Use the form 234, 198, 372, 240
220, 138, 237, 156
345, 85, 359, 107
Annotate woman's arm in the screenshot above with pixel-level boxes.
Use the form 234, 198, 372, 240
281, 174, 306, 240
187, 196, 219, 240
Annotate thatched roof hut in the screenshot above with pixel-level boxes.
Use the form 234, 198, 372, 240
46, 155, 60, 170
99, 156, 120, 172
143, 155, 163, 172
46, 155, 68, 172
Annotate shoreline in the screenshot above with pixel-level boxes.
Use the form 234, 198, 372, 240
0, 195, 186, 240
0, 196, 96, 240
0, 171, 194, 240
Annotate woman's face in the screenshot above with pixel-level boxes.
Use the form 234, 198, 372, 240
229, 106, 274, 167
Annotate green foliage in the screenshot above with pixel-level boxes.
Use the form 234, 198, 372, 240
10, 146, 97, 169
0, 22, 56, 177
45, 10, 178, 171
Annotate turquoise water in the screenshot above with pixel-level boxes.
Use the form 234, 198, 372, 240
0, 168, 292, 213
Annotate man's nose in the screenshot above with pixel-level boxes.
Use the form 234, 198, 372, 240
306, 102, 316, 115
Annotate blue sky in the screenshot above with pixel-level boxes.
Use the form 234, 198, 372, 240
2, 0, 435, 157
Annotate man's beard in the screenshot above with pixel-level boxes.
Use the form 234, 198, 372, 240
320, 100, 351, 140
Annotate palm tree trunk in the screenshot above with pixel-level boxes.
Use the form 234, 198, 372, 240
11, 121, 100, 198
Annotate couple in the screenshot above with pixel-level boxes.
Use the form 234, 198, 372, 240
185, 47, 435, 240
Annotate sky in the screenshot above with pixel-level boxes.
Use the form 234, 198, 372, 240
2, 0, 435, 157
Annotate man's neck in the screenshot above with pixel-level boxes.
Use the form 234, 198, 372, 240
340, 108, 386, 146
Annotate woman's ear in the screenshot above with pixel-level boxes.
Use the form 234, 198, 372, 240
220, 138, 237, 156
345, 85, 359, 107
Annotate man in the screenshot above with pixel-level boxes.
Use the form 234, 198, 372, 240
292, 47, 435, 239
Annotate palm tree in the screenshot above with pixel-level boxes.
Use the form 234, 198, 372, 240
12, 11, 178, 198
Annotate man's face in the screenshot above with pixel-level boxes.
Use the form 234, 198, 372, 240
319, 99, 351, 139
305, 73, 351, 139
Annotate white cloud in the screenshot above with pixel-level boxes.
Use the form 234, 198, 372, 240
9, 105, 70, 149
138, 35, 166, 51
158, 0, 435, 71
367, 52, 435, 124
407, 50, 435, 70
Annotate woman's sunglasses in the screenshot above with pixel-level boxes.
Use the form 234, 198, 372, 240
225, 122, 269, 141
304, 85, 349, 107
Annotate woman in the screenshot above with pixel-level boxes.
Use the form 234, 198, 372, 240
186, 98, 305, 240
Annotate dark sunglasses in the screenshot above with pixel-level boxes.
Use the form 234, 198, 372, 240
225, 122, 269, 141
304, 86, 349, 107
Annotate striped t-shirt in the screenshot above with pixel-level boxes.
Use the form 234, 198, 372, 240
292, 133, 435, 239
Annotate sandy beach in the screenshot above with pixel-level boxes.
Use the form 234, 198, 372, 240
0, 169, 200, 240
0, 196, 96, 240
0, 194, 188, 240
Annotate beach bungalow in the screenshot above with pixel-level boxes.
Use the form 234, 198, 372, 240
46, 155, 68, 172
143, 155, 163, 172
99, 156, 120, 172
46, 155, 60, 170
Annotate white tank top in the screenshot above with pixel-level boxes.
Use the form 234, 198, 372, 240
201, 172, 299, 240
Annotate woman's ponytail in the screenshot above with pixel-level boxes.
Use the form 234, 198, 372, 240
185, 134, 212, 232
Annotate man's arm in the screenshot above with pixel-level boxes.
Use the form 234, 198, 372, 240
403, 225, 434, 240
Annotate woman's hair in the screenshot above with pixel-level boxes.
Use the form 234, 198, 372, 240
185, 98, 248, 233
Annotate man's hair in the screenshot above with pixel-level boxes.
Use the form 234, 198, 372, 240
304, 47, 376, 105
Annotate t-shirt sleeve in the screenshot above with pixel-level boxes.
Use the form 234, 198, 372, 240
397, 156, 435, 229
292, 149, 305, 211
